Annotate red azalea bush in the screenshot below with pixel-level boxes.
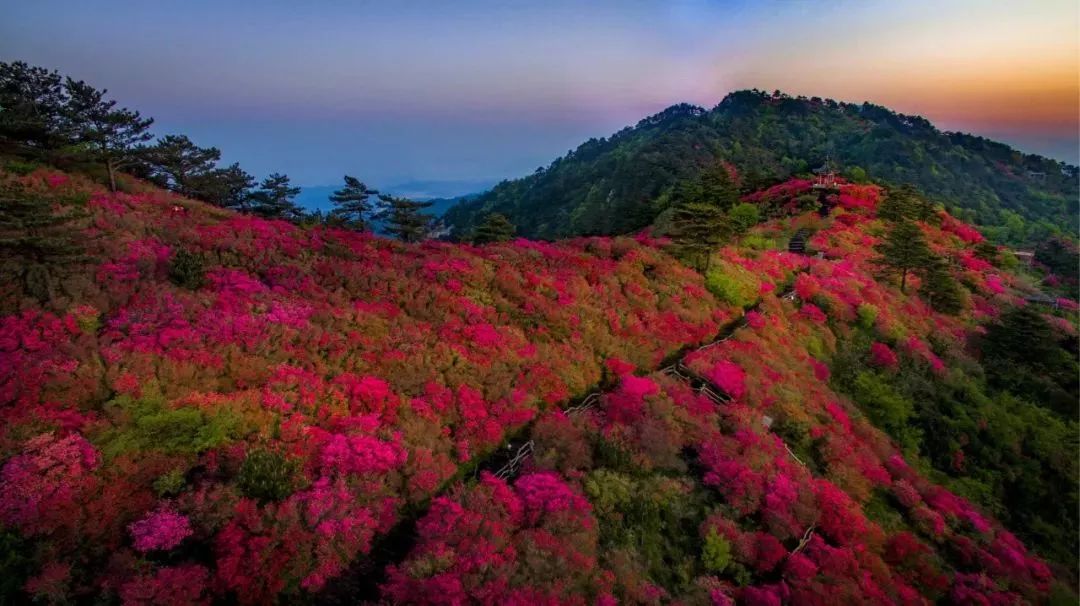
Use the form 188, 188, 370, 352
0, 167, 737, 602
382, 471, 605, 605
0, 170, 1071, 604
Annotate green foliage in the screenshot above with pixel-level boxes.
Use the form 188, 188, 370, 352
973, 241, 1000, 265
832, 332, 1079, 568
740, 234, 776, 250
153, 467, 187, 497
728, 203, 760, 233
238, 449, 301, 503
998, 250, 1020, 271
592, 437, 637, 474
585, 470, 711, 595
446, 90, 1078, 242
75, 310, 100, 334
861, 489, 907, 533
328, 175, 380, 230
168, 248, 206, 290
1049, 583, 1080, 606
856, 303, 879, 330
671, 201, 732, 271
470, 212, 516, 244
141, 134, 220, 196
845, 165, 868, 183
849, 371, 921, 453
804, 334, 826, 360
874, 220, 931, 293
701, 528, 731, 573
919, 256, 965, 314
1034, 237, 1079, 298
380, 195, 434, 243
96, 392, 249, 459
4, 159, 40, 175
139, 135, 256, 210
771, 414, 822, 474
704, 264, 758, 308
980, 306, 1079, 417
0, 182, 88, 304
668, 165, 740, 271
249, 172, 302, 220
877, 184, 937, 224
0, 61, 67, 150
583, 469, 635, 511
63, 77, 154, 191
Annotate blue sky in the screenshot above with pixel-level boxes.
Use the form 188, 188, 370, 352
3, 0, 1077, 186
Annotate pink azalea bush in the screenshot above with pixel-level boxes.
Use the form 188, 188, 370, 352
129, 507, 193, 552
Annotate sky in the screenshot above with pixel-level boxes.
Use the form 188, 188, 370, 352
3, 0, 1077, 187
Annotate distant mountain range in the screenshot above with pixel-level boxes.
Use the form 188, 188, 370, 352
294, 178, 496, 216
444, 90, 1078, 244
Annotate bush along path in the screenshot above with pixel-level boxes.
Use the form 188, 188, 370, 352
1, 168, 1073, 604
315, 299, 765, 604
1, 165, 745, 605
379, 222, 1067, 604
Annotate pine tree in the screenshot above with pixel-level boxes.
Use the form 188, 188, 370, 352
668, 163, 739, 272
697, 161, 740, 209
874, 220, 930, 293
249, 173, 302, 220
141, 135, 221, 198
328, 175, 380, 230
919, 255, 964, 314
0, 61, 67, 150
379, 195, 433, 243
878, 184, 937, 223
62, 78, 154, 191
198, 163, 256, 210
670, 201, 732, 272
471, 213, 515, 244
0, 182, 87, 302
980, 305, 1079, 416
973, 241, 1000, 265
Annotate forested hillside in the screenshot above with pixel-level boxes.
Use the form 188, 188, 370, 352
1, 160, 1076, 604
445, 90, 1078, 243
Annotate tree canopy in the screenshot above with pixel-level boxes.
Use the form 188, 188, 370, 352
446, 90, 1078, 244
328, 175, 381, 230
874, 221, 931, 293
63, 78, 154, 191
249, 173, 302, 220
379, 195, 433, 242
470, 212, 515, 244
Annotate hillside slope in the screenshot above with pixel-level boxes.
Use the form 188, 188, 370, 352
0, 166, 1076, 604
445, 90, 1078, 243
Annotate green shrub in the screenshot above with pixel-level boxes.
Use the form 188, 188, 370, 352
168, 249, 206, 290
728, 203, 761, 233
704, 264, 758, 308
804, 334, 826, 359
238, 449, 300, 502
850, 372, 920, 453
584, 469, 634, 512
741, 234, 776, 250
856, 304, 879, 330
4, 159, 39, 176
589, 474, 709, 595
153, 468, 187, 496
60, 191, 91, 207
593, 436, 637, 474
97, 392, 248, 459
701, 528, 731, 573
